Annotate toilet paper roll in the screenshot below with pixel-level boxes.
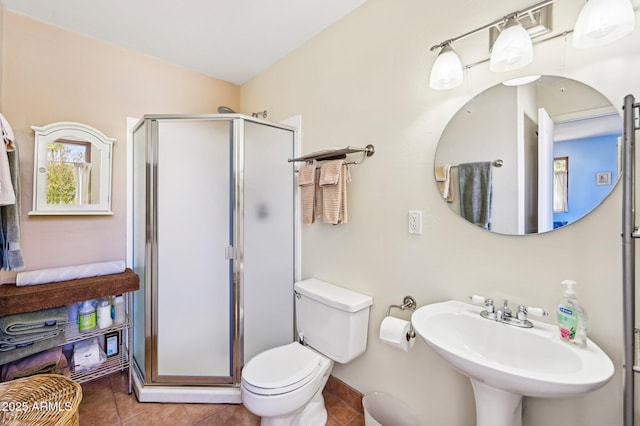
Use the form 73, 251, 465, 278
379, 316, 415, 352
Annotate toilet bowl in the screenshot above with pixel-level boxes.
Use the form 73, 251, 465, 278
241, 342, 333, 426
240, 278, 373, 426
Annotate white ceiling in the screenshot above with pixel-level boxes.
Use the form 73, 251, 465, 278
0, 0, 367, 85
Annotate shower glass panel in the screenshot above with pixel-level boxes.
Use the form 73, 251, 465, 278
242, 121, 295, 361
154, 119, 232, 381
132, 120, 148, 381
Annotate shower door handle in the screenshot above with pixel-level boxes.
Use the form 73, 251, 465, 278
225, 245, 235, 260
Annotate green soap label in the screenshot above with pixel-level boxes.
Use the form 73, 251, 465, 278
557, 305, 577, 340
79, 312, 96, 331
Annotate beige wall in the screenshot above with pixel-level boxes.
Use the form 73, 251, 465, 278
0, 11, 239, 281
242, 0, 640, 424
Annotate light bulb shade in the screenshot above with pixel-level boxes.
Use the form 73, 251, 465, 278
573, 0, 635, 48
429, 45, 464, 90
490, 18, 534, 72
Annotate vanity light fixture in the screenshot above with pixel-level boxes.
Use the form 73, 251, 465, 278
573, 0, 635, 48
428, 0, 553, 90
429, 43, 464, 90
489, 17, 534, 72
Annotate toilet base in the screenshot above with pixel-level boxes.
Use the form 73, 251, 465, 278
260, 386, 327, 426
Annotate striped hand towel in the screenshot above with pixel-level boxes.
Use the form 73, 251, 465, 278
298, 164, 317, 224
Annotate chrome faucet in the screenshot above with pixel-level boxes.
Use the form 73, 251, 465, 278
496, 299, 512, 321
470, 295, 548, 328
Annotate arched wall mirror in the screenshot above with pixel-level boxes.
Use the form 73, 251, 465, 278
434, 75, 622, 235
29, 122, 115, 215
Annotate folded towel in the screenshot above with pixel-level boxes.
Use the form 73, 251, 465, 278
458, 162, 492, 230
0, 332, 66, 365
297, 164, 315, 186
298, 164, 317, 225
319, 160, 342, 186
16, 260, 126, 286
0, 306, 68, 335
0, 346, 64, 382
320, 161, 350, 225
0, 328, 65, 350
435, 164, 453, 202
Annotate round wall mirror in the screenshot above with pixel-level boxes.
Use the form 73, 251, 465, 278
434, 75, 622, 235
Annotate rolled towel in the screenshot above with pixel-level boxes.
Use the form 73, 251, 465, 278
16, 260, 126, 286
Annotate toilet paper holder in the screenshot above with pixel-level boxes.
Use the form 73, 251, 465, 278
386, 296, 417, 340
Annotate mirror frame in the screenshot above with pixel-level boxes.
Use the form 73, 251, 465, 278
29, 122, 115, 215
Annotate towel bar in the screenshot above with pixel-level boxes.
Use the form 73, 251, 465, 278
450, 159, 503, 169
289, 144, 375, 164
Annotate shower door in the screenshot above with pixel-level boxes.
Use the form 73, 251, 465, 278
132, 115, 295, 387
154, 118, 234, 383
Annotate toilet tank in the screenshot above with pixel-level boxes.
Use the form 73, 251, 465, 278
294, 278, 373, 364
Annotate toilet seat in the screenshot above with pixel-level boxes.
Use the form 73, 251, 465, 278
242, 342, 322, 396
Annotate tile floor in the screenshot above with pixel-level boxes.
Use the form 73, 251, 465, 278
78, 372, 365, 425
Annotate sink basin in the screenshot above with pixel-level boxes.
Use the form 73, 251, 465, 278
411, 300, 614, 426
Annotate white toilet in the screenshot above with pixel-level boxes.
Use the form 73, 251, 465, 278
241, 278, 373, 426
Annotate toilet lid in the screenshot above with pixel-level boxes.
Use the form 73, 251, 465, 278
242, 342, 321, 395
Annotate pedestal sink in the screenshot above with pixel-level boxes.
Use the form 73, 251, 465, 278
411, 300, 614, 426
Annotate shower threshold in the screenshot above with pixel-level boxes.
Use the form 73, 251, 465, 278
132, 369, 241, 404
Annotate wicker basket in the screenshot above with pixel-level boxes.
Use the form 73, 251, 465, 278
0, 373, 82, 425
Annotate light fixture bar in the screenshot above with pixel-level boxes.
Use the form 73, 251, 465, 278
429, 0, 555, 51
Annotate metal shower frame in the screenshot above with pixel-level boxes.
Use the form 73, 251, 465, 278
622, 94, 640, 426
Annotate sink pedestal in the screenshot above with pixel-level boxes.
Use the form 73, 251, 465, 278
470, 379, 522, 426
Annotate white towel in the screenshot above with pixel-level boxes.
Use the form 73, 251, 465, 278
16, 260, 126, 286
0, 114, 15, 152
0, 114, 16, 206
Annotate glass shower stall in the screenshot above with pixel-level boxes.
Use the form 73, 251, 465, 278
130, 115, 296, 402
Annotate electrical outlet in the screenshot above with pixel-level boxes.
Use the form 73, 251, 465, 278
408, 210, 422, 235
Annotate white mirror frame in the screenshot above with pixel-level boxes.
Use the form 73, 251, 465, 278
29, 122, 115, 215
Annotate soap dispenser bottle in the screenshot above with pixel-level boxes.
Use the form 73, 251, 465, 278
556, 280, 588, 347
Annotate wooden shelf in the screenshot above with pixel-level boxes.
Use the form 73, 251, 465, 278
0, 269, 139, 316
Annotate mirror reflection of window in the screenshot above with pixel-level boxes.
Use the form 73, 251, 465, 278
46, 140, 92, 205
553, 157, 568, 213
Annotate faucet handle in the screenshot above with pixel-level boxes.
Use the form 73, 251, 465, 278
470, 295, 487, 304
470, 295, 494, 313
516, 305, 548, 320
525, 306, 548, 318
